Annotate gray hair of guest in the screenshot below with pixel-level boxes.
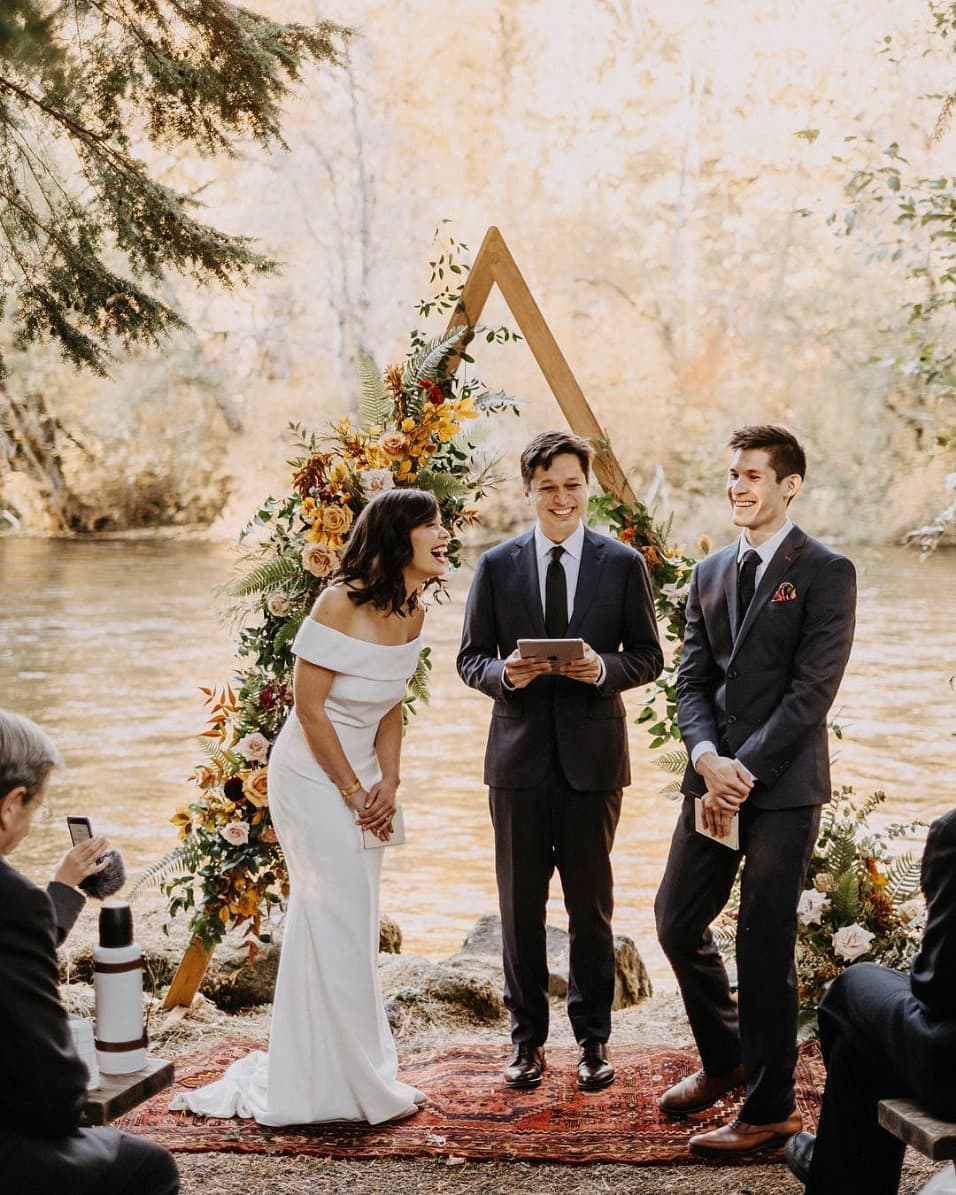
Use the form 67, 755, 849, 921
0, 708, 63, 801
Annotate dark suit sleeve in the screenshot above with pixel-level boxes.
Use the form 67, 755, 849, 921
676, 563, 724, 754
457, 553, 510, 700
48, 879, 86, 946
910, 809, 956, 1018
596, 548, 663, 696
736, 554, 856, 784
0, 876, 89, 1136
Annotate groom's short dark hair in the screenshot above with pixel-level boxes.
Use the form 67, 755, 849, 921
520, 430, 593, 490
728, 424, 807, 482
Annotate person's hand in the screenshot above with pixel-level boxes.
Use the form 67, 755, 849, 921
503, 648, 551, 689
54, 835, 110, 889
700, 791, 742, 839
558, 642, 602, 685
355, 779, 398, 841
696, 753, 754, 801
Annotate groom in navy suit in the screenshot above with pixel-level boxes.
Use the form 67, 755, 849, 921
655, 425, 856, 1155
458, 430, 662, 1092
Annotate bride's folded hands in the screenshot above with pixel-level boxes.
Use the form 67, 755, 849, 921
355, 778, 398, 840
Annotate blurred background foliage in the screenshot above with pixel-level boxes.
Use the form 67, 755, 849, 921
1, 0, 954, 543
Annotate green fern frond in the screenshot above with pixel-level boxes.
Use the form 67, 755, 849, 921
884, 852, 923, 901
824, 825, 859, 878
413, 470, 471, 500
356, 351, 394, 429
830, 868, 862, 923
654, 748, 689, 775
272, 614, 304, 655
128, 839, 203, 901
232, 554, 301, 598
402, 328, 465, 390
658, 778, 684, 801
407, 646, 432, 704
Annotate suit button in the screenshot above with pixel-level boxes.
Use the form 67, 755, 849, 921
727, 715, 737, 724
728, 668, 738, 680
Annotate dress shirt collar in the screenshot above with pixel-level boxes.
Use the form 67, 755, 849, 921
534, 519, 585, 563
737, 518, 793, 567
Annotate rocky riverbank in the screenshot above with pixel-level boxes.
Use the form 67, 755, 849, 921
61, 901, 937, 1195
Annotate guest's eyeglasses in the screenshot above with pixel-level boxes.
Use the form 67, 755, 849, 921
32, 796, 54, 823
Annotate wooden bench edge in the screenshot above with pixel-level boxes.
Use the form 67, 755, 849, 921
879, 1098, 956, 1161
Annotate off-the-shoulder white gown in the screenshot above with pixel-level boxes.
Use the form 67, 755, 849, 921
171, 620, 426, 1125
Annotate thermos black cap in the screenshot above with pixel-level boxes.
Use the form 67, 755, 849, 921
99, 900, 133, 948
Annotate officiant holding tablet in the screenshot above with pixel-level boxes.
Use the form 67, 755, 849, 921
457, 430, 662, 1092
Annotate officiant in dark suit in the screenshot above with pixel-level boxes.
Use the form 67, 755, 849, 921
457, 430, 662, 1092
785, 806, 956, 1194
654, 425, 857, 1156
0, 707, 179, 1195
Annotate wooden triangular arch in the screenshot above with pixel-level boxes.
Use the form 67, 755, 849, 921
443, 226, 636, 504
162, 229, 636, 1009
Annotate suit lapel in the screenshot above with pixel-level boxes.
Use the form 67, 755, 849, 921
567, 528, 606, 636
511, 532, 547, 636
731, 526, 807, 658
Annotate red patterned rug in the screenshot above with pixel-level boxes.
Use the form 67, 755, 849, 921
116, 1039, 824, 1165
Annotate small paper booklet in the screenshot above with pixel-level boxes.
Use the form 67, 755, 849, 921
693, 797, 740, 851
361, 804, 406, 850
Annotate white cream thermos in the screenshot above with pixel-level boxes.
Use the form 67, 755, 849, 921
93, 900, 147, 1075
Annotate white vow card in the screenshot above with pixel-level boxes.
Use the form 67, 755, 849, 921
694, 797, 740, 851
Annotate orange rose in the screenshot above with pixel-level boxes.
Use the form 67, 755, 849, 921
321, 503, 353, 535
242, 767, 269, 808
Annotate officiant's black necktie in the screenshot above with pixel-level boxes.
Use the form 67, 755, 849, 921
545, 545, 568, 637
738, 549, 760, 620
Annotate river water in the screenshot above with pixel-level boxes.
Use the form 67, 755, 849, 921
1, 536, 953, 987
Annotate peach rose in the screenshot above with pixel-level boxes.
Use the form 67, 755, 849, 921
378, 430, 407, 460
362, 468, 394, 495
301, 543, 337, 578
266, 593, 292, 618
234, 731, 270, 763
242, 768, 270, 808
831, 923, 875, 962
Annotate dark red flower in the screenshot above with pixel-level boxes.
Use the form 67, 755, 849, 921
223, 776, 244, 801
418, 378, 444, 405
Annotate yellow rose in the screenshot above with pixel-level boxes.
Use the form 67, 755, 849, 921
301, 542, 338, 577
321, 504, 353, 535
242, 767, 270, 808
379, 430, 407, 459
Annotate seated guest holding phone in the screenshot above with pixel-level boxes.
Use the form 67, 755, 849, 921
457, 430, 662, 1092
0, 707, 179, 1195
785, 806, 956, 1194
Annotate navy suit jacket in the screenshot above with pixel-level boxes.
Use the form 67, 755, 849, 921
676, 525, 856, 808
457, 525, 663, 791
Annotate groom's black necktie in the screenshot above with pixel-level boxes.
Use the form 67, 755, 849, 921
738, 549, 761, 621
545, 545, 568, 637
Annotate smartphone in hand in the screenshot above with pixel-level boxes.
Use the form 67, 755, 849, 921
67, 816, 93, 847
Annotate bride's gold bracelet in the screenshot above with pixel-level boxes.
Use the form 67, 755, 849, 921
339, 777, 362, 801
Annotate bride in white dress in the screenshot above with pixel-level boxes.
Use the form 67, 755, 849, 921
171, 488, 450, 1126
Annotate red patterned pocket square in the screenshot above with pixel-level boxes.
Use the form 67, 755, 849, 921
771, 582, 798, 602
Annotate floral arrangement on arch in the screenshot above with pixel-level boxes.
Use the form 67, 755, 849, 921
588, 492, 705, 748
134, 320, 520, 953
712, 787, 926, 1017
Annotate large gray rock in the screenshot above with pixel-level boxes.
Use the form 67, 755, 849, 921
455, 913, 652, 1007
380, 954, 504, 1024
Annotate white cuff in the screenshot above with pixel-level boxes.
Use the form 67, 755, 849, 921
691, 741, 718, 771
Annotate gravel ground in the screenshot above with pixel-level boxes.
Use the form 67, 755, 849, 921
148, 996, 940, 1195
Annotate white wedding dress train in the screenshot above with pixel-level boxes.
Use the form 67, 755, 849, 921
170, 620, 425, 1126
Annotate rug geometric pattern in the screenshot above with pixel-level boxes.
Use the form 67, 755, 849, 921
116, 1039, 824, 1166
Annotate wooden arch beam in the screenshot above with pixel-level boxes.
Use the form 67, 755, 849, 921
443, 226, 636, 504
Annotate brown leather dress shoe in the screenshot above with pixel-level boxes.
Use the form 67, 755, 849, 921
688, 1109, 803, 1155
504, 1044, 545, 1089
577, 1041, 615, 1091
658, 1063, 747, 1113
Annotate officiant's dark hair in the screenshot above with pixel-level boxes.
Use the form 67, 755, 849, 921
337, 488, 441, 616
728, 425, 806, 484
520, 430, 592, 491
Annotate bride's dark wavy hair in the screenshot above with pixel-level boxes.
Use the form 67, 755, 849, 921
336, 488, 441, 615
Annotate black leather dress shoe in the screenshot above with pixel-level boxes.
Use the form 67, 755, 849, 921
504, 1044, 545, 1089
784, 1130, 815, 1184
577, 1041, 615, 1091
